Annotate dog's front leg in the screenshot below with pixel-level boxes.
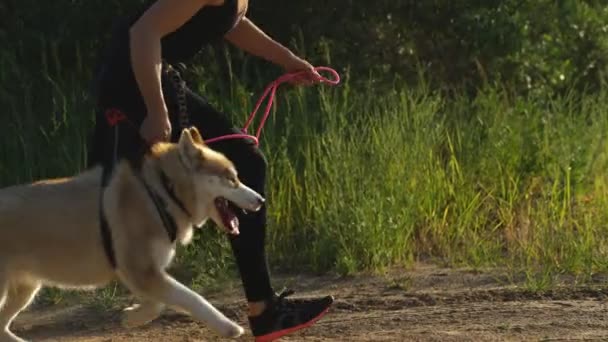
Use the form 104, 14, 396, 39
119, 270, 244, 338
122, 301, 165, 328
0, 280, 40, 342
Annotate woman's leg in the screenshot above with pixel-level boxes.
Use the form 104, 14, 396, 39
177, 88, 275, 303
175, 87, 333, 341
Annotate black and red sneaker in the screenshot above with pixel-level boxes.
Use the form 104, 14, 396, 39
248, 289, 334, 342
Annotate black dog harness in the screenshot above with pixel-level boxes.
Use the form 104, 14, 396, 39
99, 167, 191, 269
97, 62, 193, 269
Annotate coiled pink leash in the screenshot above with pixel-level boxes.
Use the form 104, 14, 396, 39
204, 66, 341, 146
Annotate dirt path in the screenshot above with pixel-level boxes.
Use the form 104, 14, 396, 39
13, 264, 608, 341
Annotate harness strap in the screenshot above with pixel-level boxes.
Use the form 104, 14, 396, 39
159, 170, 192, 218
99, 167, 118, 268
138, 172, 180, 243
99, 166, 189, 269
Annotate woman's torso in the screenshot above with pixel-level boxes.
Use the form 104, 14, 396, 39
95, 0, 246, 108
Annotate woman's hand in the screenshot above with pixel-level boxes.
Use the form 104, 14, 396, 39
280, 55, 323, 86
140, 108, 172, 144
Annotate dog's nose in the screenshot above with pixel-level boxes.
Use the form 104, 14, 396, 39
254, 197, 265, 211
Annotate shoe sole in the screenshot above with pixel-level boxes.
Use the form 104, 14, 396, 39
254, 298, 333, 342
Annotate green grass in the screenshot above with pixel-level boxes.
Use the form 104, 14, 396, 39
3, 46, 608, 294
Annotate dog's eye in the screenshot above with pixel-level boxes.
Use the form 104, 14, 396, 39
223, 174, 238, 188
221, 168, 239, 188
227, 177, 238, 188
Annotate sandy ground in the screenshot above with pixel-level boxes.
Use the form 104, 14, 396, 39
11, 264, 608, 341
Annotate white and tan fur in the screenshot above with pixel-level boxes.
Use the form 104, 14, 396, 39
0, 127, 264, 342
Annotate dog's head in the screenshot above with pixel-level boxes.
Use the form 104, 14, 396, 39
151, 127, 265, 235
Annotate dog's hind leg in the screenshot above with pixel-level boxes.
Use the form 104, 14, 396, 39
120, 269, 244, 338
0, 271, 17, 342
0, 281, 41, 342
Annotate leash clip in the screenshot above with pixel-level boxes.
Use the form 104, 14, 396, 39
105, 108, 127, 127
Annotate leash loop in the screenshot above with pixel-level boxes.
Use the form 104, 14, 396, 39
205, 66, 341, 145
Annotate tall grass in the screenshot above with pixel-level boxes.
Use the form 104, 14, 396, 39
262, 83, 608, 283
2, 44, 608, 290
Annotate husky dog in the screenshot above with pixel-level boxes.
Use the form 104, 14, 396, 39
0, 127, 265, 341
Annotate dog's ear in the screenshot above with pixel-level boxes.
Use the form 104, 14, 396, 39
188, 127, 206, 146
179, 128, 205, 169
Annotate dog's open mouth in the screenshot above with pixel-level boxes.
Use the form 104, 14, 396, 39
214, 198, 239, 235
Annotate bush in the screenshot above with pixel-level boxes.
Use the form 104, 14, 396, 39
3, 1, 608, 95
248, 0, 608, 94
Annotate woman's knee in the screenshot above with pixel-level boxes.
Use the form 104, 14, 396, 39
228, 145, 267, 189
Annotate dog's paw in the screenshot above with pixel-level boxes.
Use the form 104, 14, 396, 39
121, 303, 164, 328
0, 330, 28, 342
220, 322, 245, 339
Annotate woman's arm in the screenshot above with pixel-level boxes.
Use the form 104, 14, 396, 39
129, 0, 219, 143
224, 17, 295, 67
225, 17, 321, 83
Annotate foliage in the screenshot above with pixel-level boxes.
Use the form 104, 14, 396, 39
2, 1, 608, 289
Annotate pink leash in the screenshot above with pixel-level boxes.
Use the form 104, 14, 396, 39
204, 66, 341, 146
105, 66, 341, 146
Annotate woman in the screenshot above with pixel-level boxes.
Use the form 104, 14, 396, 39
88, 0, 333, 340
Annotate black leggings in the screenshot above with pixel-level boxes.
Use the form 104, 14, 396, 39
89, 72, 274, 303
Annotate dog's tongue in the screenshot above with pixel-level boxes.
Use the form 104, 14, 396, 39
215, 197, 240, 235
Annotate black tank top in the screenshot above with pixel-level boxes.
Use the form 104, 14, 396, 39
95, 0, 241, 104
160, 0, 241, 63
